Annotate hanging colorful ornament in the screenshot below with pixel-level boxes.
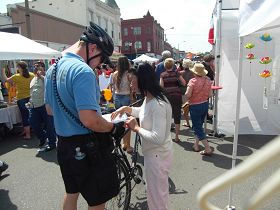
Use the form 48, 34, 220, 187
244, 43, 255, 49
259, 69, 272, 78
260, 33, 272, 42
259, 56, 272, 64
246, 53, 255, 60
259, 70, 272, 110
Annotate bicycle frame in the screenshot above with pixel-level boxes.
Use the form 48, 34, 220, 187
113, 129, 143, 186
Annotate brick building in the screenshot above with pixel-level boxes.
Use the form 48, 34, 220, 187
121, 11, 164, 59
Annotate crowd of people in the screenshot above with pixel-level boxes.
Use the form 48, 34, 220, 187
0, 21, 216, 210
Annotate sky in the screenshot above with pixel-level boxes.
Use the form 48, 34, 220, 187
0, 0, 216, 52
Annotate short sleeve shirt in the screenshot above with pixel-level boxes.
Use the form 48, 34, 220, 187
44, 52, 101, 136
11, 73, 34, 100
188, 76, 212, 105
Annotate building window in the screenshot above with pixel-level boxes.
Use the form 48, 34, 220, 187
111, 23, 114, 38
146, 27, 151, 34
147, 41, 151, 52
124, 41, 131, 51
123, 28, 128, 36
133, 27, 141, 35
104, 19, 108, 32
97, 16, 101, 26
135, 41, 142, 49
89, 10, 94, 22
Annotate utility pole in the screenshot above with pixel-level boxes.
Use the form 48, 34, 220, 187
25, 0, 31, 38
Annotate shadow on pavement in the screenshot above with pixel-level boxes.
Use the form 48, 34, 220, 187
216, 143, 253, 156
202, 153, 243, 169
223, 135, 277, 150
0, 134, 38, 156
0, 173, 10, 181
0, 189, 18, 210
169, 177, 188, 195
129, 195, 148, 210
35, 149, 58, 164
175, 140, 194, 152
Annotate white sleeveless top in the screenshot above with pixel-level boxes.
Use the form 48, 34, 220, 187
114, 72, 131, 95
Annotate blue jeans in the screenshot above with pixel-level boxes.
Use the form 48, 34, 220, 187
189, 102, 208, 140
29, 105, 56, 146
17, 97, 30, 127
114, 94, 130, 109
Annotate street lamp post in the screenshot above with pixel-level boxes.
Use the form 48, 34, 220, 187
178, 41, 187, 60
164, 26, 174, 42
129, 42, 132, 59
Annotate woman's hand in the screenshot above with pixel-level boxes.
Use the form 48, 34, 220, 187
111, 106, 128, 120
125, 116, 140, 132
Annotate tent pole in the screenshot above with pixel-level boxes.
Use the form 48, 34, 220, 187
213, 0, 222, 136
227, 36, 244, 210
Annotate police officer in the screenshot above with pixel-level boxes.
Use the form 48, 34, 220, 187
45, 22, 124, 210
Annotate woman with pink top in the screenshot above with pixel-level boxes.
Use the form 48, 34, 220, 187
185, 63, 213, 156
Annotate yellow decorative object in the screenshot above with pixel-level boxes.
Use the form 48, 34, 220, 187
259, 70, 272, 78
103, 89, 112, 101
5, 82, 17, 103
245, 43, 255, 49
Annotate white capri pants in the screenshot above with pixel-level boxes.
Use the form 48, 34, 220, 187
144, 150, 173, 210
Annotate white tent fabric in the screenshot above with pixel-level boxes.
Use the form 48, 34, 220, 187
215, 1, 280, 135
132, 54, 159, 63
0, 32, 61, 60
239, 0, 280, 36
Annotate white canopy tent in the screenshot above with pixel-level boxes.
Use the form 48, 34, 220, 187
213, 0, 280, 136
132, 54, 159, 63
212, 0, 280, 208
0, 32, 61, 60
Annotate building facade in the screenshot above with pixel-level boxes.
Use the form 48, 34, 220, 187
121, 11, 164, 59
5, 0, 121, 51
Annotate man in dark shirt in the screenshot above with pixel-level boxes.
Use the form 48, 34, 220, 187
202, 54, 215, 81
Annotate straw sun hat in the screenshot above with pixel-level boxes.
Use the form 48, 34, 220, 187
182, 59, 194, 69
190, 63, 208, 76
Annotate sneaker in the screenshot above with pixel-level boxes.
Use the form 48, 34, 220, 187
0, 162, 8, 176
39, 139, 47, 147
41, 145, 56, 152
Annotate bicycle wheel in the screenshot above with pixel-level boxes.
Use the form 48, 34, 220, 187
105, 155, 131, 210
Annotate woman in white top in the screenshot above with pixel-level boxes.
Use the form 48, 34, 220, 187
112, 56, 133, 153
112, 63, 173, 210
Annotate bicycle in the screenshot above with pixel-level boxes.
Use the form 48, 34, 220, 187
105, 99, 145, 210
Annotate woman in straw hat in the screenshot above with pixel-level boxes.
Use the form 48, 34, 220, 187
185, 63, 213, 156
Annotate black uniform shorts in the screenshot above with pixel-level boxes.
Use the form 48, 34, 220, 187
57, 134, 119, 206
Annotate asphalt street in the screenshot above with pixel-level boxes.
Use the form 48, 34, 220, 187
0, 124, 280, 210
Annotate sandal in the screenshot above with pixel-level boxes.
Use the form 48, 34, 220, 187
192, 146, 200, 152
182, 123, 191, 128
200, 149, 213, 156
172, 138, 181, 143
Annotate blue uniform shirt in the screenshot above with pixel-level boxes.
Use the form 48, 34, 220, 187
45, 52, 101, 136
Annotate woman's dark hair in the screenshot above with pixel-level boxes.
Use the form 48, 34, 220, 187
137, 63, 168, 103
17, 61, 30, 78
116, 56, 130, 89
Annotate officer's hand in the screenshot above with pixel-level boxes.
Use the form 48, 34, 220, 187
110, 121, 126, 141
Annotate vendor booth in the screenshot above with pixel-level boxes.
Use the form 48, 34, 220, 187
0, 32, 61, 132
212, 0, 280, 136
132, 54, 159, 63
0, 32, 61, 60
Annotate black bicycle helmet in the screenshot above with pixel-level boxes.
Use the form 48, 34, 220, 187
80, 22, 114, 64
